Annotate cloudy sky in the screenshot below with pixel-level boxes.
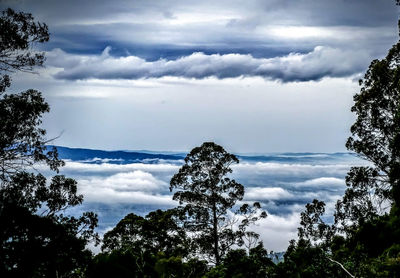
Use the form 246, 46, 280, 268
3, 0, 399, 153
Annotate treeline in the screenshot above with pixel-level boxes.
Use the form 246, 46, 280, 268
1, 5, 400, 278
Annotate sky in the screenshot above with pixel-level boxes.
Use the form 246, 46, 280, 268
2, 0, 400, 153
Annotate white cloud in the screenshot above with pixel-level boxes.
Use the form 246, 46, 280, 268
293, 177, 345, 188
81, 188, 176, 205
233, 162, 353, 178
47, 46, 370, 82
79, 170, 166, 192
245, 187, 293, 200
78, 157, 125, 163
60, 160, 180, 174
77, 170, 176, 205
251, 212, 300, 252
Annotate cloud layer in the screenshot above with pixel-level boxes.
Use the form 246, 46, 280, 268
5, 0, 397, 58
48, 46, 370, 82
6, 0, 398, 84
52, 151, 366, 251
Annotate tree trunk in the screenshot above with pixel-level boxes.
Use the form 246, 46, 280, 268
212, 201, 220, 265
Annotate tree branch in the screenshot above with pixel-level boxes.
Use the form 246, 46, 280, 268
327, 257, 355, 278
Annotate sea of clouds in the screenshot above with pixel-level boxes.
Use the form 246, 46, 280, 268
52, 150, 367, 252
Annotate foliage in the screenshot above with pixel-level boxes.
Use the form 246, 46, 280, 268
96, 143, 267, 275
170, 142, 266, 265
0, 89, 63, 179
325, 10, 400, 276
0, 8, 61, 180
298, 199, 335, 247
205, 243, 275, 278
333, 21, 400, 276
102, 209, 188, 257
94, 209, 207, 278
273, 239, 345, 278
0, 8, 48, 78
0, 8, 98, 277
154, 256, 208, 278
343, 39, 400, 215
279, 10, 400, 276
0, 202, 94, 278
88, 250, 208, 278
92, 208, 209, 278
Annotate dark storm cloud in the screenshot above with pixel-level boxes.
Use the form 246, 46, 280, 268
2, 0, 398, 81
259, 0, 397, 27
48, 46, 370, 82
2, 0, 398, 53
47, 22, 313, 60
2, 0, 396, 28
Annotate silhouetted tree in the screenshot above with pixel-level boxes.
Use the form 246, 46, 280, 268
90, 209, 207, 278
338, 35, 400, 223
273, 238, 350, 278
170, 142, 266, 265
0, 8, 98, 277
205, 243, 275, 278
88, 250, 208, 278
0, 8, 48, 74
102, 209, 188, 257
284, 4, 400, 275
298, 199, 334, 246
0, 8, 61, 181
330, 22, 400, 277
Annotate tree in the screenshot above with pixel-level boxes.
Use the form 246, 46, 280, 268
204, 243, 275, 278
273, 238, 349, 278
0, 8, 48, 83
0, 8, 98, 277
88, 250, 208, 278
298, 199, 335, 246
285, 5, 400, 275
340, 36, 400, 221
169, 142, 266, 265
330, 33, 400, 277
292, 200, 356, 278
0, 8, 62, 180
91, 209, 207, 278
102, 209, 188, 257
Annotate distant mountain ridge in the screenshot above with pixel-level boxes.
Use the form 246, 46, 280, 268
237, 152, 354, 164
47, 145, 184, 163
48, 145, 355, 166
